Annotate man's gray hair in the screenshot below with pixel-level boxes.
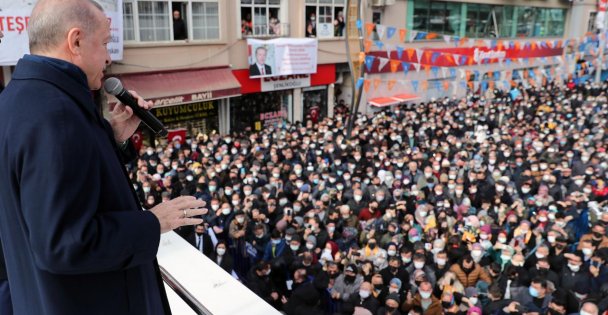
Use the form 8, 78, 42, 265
29, 0, 104, 53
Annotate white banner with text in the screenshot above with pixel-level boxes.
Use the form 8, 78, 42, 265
247, 38, 318, 79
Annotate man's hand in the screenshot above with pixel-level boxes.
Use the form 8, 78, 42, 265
109, 90, 153, 143
149, 196, 205, 233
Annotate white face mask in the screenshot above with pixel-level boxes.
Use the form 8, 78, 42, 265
359, 290, 371, 299
436, 258, 446, 266
568, 263, 580, 272
547, 235, 556, 243
217, 248, 226, 256
469, 297, 478, 305
420, 291, 431, 299
414, 261, 425, 269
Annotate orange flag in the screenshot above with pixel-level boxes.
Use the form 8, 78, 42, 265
443, 81, 450, 91
424, 65, 431, 76
421, 81, 428, 91
459, 37, 468, 46
406, 49, 415, 60
388, 79, 397, 91
359, 52, 365, 64
364, 40, 372, 53
427, 33, 438, 40
468, 82, 474, 90
514, 42, 521, 50
510, 80, 517, 87
523, 70, 528, 79
363, 80, 371, 93
365, 23, 375, 38
530, 42, 537, 51
444, 54, 454, 65
373, 79, 382, 90
465, 70, 471, 79
488, 81, 495, 90
399, 29, 407, 42
390, 60, 400, 73
496, 42, 503, 51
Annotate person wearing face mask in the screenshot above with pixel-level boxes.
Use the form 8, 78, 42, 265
331, 264, 363, 302
210, 241, 236, 277
406, 253, 437, 288
263, 229, 287, 262
578, 224, 608, 251
380, 257, 411, 293
342, 281, 380, 315
187, 223, 214, 258
558, 251, 590, 293
528, 257, 559, 287
449, 254, 492, 288
512, 277, 552, 314
403, 281, 441, 315
579, 301, 599, 315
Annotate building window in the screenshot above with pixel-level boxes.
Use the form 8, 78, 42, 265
305, 0, 345, 38
123, 0, 220, 42
466, 3, 493, 38
410, 1, 564, 40
589, 12, 598, 33
138, 1, 171, 41
124, 2, 135, 41
241, 0, 281, 37
192, 2, 219, 40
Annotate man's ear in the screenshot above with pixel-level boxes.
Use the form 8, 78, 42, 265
66, 28, 83, 56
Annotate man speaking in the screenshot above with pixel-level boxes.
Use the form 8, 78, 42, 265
0, 0, 205, 314
249, 46, 272, 77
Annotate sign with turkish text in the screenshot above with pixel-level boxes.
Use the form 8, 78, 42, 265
153, 101, 218, 125
261, 74, 311, 92
599, 0, 608, 12
0, 0, 123, 66
247, 38, 318, 78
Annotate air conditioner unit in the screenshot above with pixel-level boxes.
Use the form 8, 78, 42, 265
371, 0, 385, 6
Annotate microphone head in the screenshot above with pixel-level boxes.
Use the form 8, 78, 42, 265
103, 77, 123, 95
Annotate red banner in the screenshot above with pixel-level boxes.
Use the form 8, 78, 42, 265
366, 43, 563, 74
167, 129, 187, 144
600, 0, 607, 12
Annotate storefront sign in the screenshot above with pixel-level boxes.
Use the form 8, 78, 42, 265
153, 101, 218, 125
0, 0, 124, 65
247, 38, 318, 78
261, 74, 311, 92
151, 91, 216, 107
473, 49, 506, 63
258, 110, 287, 130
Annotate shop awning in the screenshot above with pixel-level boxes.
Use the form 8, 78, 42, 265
392, 93, 421, 102
368, 97, 401, 107
110, 67, 241, 107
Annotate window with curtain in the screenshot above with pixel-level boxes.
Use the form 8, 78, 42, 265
304, 0, 345, 38
123, 2, 135, 41
241, 0, 282, 37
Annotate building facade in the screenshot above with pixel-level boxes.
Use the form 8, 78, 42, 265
0, 0, 603, 138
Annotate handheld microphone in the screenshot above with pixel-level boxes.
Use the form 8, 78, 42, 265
103, 77, 168, 137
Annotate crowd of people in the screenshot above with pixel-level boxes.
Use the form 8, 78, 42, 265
129, 79, 608, 315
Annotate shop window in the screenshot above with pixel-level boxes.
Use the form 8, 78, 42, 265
428, 2, 460, 35
305, 0, 345, 38
412, 1, 429, 33
241, 0, 282, 37
231, 91, 290, 132
516, 7, 539, 37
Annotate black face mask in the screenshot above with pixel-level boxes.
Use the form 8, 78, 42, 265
593, 231, 603, 239
390, 266, 399, 273
369, 243, 377, 249
344, 274, 356, 284
442, 301, 453, 309
385, 306, 397, 313
328, 272, 339, 279
374, 284, 384, 291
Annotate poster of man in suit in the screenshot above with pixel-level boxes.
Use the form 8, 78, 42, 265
249, 45, 274, 77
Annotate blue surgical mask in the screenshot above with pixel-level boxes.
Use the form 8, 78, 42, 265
529, 286, 539, 298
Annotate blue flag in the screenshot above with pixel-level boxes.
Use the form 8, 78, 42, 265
396, 46, 404, 59
412, 80, 419, 92
365, 55, 375, 71
387, 27, 397, 39
356, 78, 364, 89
